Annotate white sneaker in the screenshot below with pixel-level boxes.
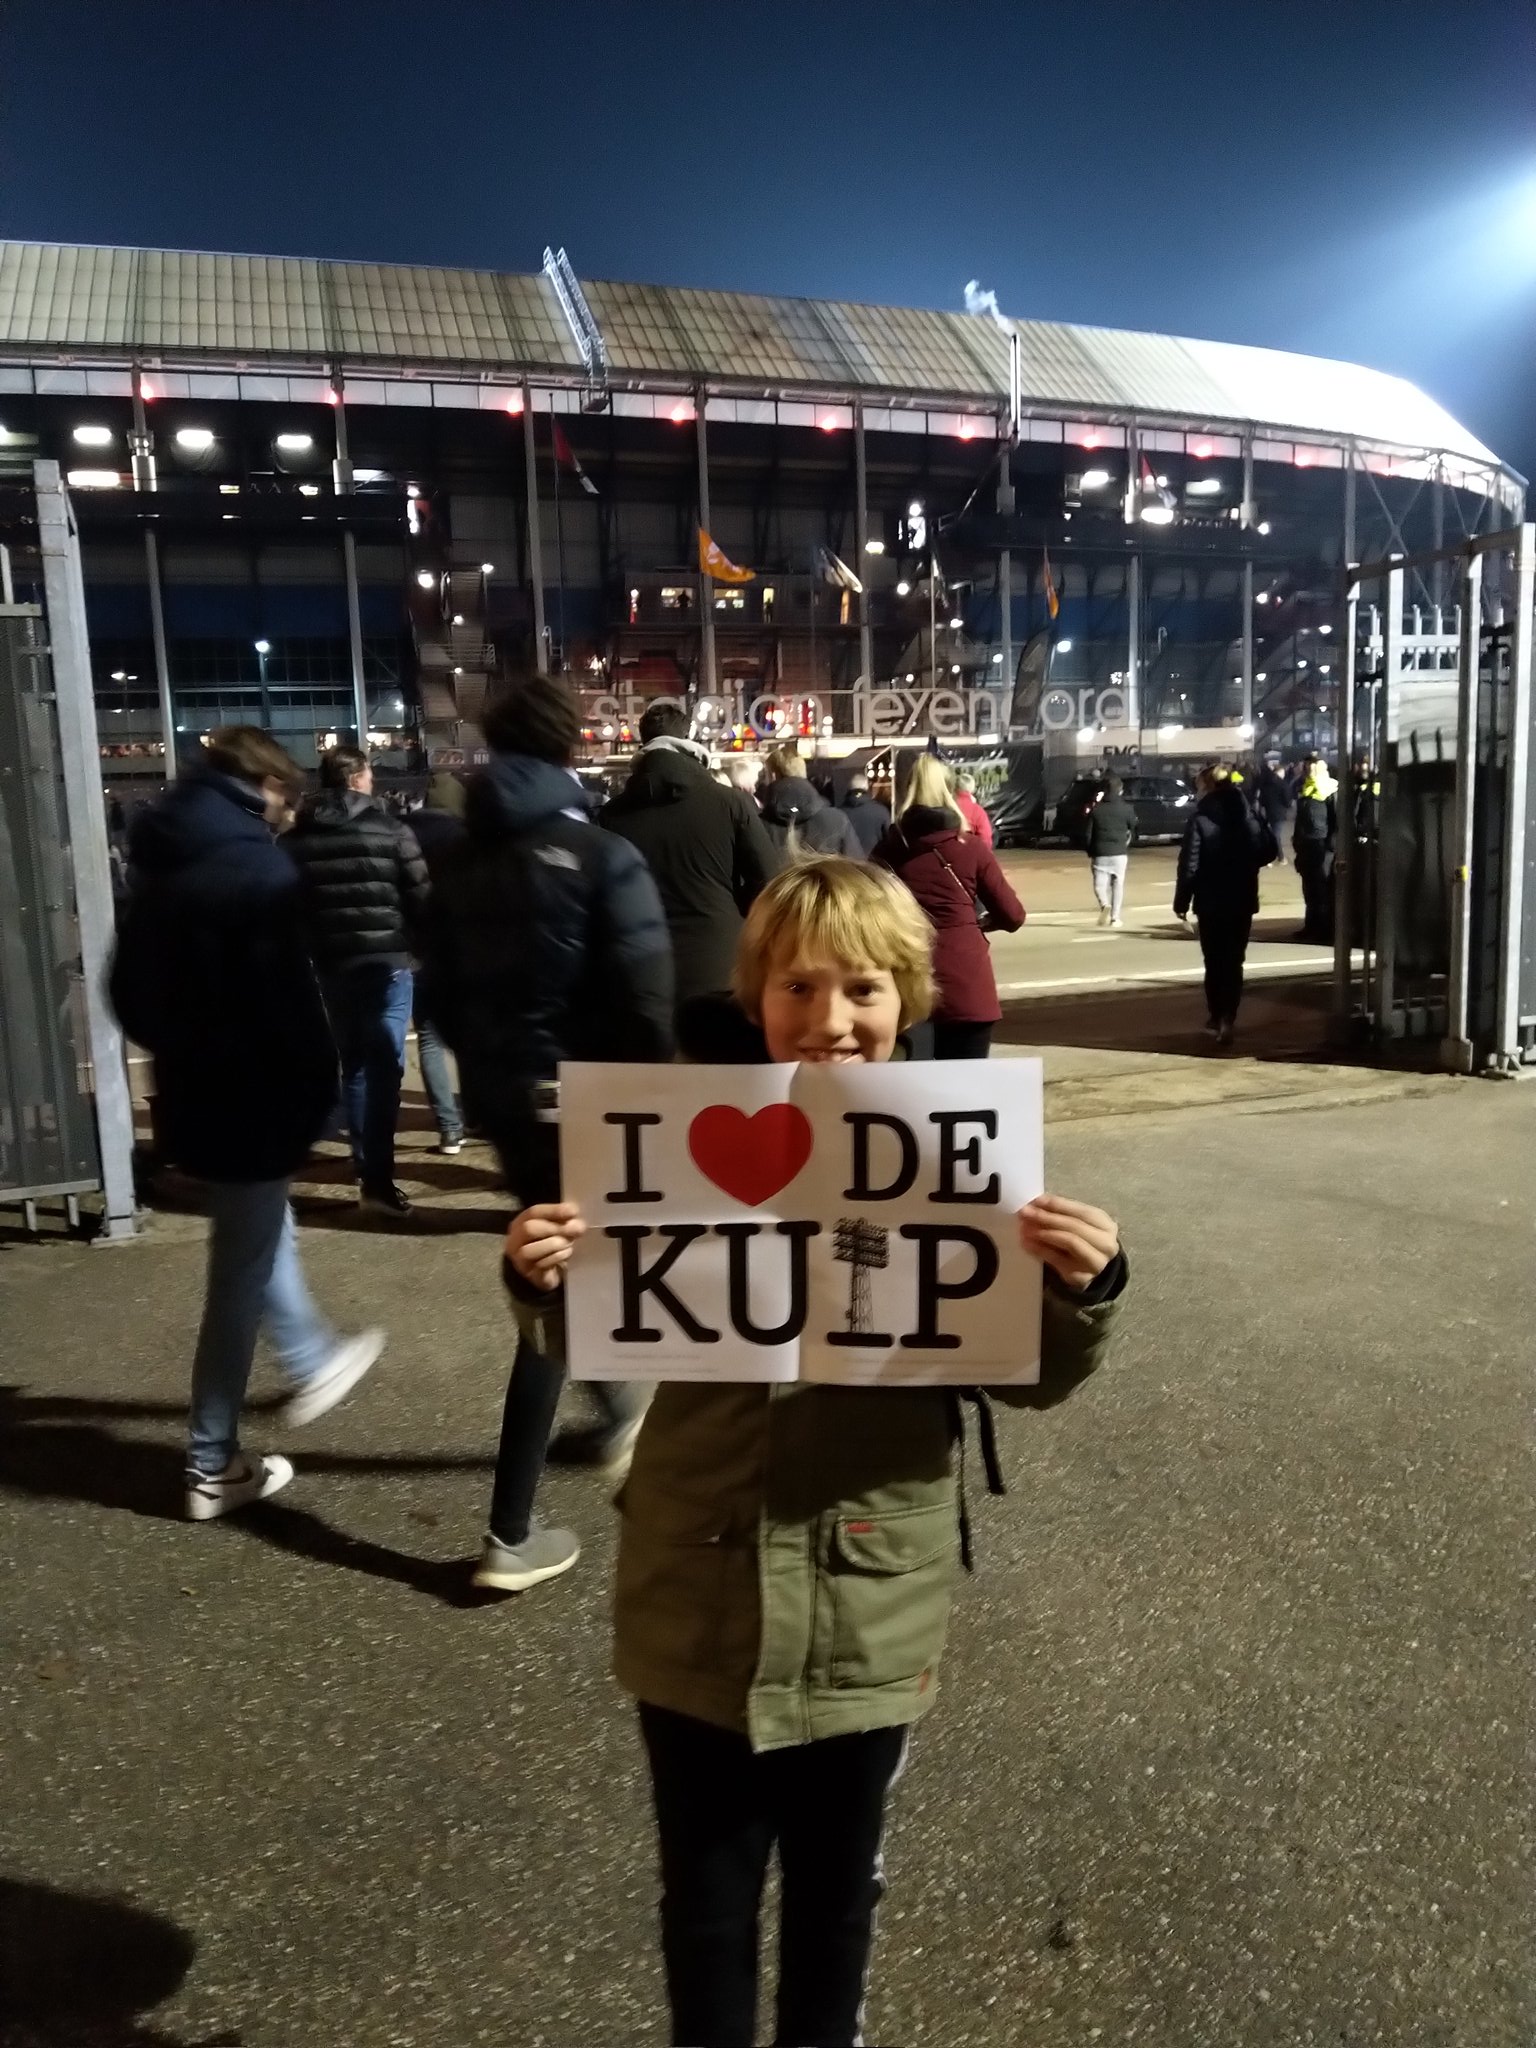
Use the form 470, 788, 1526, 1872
284, 1329, 386, 1428
186, 1453, 294, 1522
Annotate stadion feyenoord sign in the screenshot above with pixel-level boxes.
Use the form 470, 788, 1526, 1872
580, 684, 1128, 741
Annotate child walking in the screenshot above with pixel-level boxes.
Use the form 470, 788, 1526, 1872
506, 859, 1127, 2047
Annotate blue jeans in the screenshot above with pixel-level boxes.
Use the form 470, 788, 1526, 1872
322, 964, 413, 1192
188, 1179, 337, 1474
415, 1001, 462, 1145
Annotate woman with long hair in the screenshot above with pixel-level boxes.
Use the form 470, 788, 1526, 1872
871, 755, 1025, 1058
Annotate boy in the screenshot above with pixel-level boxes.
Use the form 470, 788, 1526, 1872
506, 859, 1126, 2048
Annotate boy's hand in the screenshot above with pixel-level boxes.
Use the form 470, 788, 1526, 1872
507, 1201, 587, 1291
1019, 1195, 1120, 1293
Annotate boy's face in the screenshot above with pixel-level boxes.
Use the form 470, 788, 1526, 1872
759, 951, 903, 1065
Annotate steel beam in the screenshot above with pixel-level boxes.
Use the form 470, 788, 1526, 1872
1443, 551, 1484, 1070
332, 374, 369, 743
34, 460, 137, 1241
1126, 551, 1141, 734
1334, 575, 1360, 1024
696, 394, 717, 695
854, 404, 873, 686
521, 384, 548, 667
1493, 522, 1534, 1069
1241, 558, 1254, 732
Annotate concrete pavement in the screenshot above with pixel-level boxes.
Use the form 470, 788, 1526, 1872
2, 1074, 1531, 2046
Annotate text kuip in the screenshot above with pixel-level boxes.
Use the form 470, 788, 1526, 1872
558, 1061, 1045, 1387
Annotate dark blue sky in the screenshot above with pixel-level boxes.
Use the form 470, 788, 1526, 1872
3, 0, 1533, 480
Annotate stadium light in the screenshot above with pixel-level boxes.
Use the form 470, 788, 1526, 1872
1257, 520, 1272, 535
1080, 468, 1111, 489
948, 615, 964, 629
895, 580, 911, 596
298, 484, 320, 497
72, 425, 112, 447
66, 469, 120, 488
1140, 504, 1176, 525
416, 571, 435, 589
1057, 638, 1074, 653
1186, 477, 1223, 496
175, 427, 214, 451
1078, 725, 1095, 741
481, 562, 496, 574
275, 432, 314, 453
254, 639, 271, 654
864, 538, 885, 555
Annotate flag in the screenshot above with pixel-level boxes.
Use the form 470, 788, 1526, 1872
698, 529, 754, 583
552, 420, 599, 497
815, 545, 864, 596
1139, 454, 1176, 512
1042, 548, 1059, 621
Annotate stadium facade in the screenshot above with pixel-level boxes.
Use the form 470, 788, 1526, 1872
0, 239, 1523, 777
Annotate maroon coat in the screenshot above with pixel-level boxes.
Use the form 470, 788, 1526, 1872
873, 808, 1026, 1023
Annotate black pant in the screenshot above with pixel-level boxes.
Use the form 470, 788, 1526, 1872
931, 1019, 993, 1061
1198, 912, 1253, 1026
1295, 842, 1333, 941
639, 1703, 908, 2048
486, 1117, 643, 1546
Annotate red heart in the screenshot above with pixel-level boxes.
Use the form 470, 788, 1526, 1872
688, 1103, 814, 1207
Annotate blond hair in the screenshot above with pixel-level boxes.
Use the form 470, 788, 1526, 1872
898, 753, 963, 827
734, 857, 936, 1030
762, 744, 803, 782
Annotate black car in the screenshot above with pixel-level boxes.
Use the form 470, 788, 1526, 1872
1051, 773, 1196, 847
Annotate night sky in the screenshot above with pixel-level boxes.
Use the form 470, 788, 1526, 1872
2, 0, 1532, 483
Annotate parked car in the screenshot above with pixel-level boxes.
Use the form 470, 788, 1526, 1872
1051, 773, 1195, 846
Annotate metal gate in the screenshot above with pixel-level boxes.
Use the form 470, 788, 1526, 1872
1335, 524, 1534, 1072
0, 463, 137, 1233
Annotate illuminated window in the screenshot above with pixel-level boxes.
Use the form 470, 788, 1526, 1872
762, 585, 776, 622
660, 586, 692, 613
715, 590, 746, 612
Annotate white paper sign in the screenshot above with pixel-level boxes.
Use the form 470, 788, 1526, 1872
559, 1060, 1043, 1386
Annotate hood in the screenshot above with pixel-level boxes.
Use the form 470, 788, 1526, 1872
897, 804, 963, 843
759, 776, 827, 823
467, 752, 590, 836
842, 789, 880, 809
299, 790, 385, 831
615, 744, 710, 808
126, 768, 271, 876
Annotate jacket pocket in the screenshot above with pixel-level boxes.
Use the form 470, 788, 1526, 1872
828, 1502, 959, 1691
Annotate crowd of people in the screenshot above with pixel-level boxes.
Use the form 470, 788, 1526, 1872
106, 675, 1129, 2048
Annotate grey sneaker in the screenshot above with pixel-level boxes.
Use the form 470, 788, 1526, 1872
284, 1329, 385, 1428
471, 1525, 580, 1594
186, 1452, 294, 1522
548, 1407, 648, 1482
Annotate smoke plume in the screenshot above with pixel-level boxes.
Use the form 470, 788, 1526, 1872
963, 279, 1013, 332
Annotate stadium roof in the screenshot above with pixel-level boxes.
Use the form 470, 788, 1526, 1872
0, 238, 1510, 475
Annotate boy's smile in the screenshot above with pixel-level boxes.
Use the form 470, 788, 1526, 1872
759, 954, 904, 1065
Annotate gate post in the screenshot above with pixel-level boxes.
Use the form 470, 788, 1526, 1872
34, 460, 138, 1240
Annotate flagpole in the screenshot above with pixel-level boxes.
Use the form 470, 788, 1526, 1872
552, 418, 568, 672
929, 548, 938, 692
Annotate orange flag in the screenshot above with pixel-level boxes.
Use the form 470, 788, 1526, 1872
1042, 548, 1060, 620
699, 529, 755, 584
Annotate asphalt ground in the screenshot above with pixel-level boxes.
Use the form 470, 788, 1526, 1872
2, 1072, 1531, 2047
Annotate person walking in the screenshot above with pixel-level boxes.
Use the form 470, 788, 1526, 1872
757, 746, 864, 858
872, 753, 1024, 1058
1085, 773, 1137, 927
406, 773, 469, 1153
836, 770, 891, 856
427, 674, 675, 1593
285, 747, 431, 1215
1292, 753, 1338, 944
952, 769, 994, 847
1173, 768, 1276, 1046
109, 728, 384, 1520
1253, 753, 1293, 861
602, 701, 781, 1008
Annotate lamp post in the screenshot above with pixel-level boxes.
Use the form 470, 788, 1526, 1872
254, 638, 272, 731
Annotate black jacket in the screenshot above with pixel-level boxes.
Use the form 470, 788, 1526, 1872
1293, 791, 1337, 849
602, 742, 781, 1006
838, 789, 892, 856
758, 776, 864, 859
1254, 765, 1292, 827
407, 803, 468, 880
1174, 784, 1271, 922
285, 791, 431, 972
427, 753, 674, 1137
1086, 794, 1137, 858
109, 769, 337, 1182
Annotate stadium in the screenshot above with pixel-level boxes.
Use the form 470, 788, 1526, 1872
0, 238, 1523, 784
